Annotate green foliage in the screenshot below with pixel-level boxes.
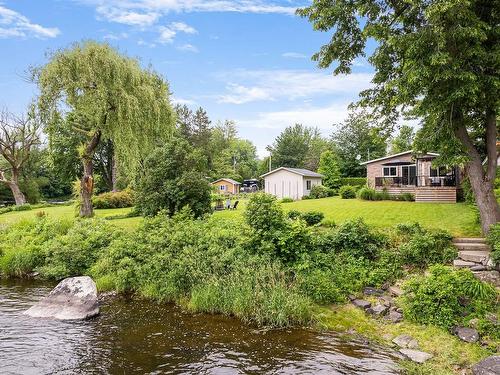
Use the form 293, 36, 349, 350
0, 216, 72, 277
135, 139, 212, 218
287, 210, 302, 220
486, 223, 500, 264
318, 150, 342, 189
39, 219, 120, 279
390, 125, 415, 154
357, 187, 377, 201
341, 177, 366, 187
245, 193, 285, 235
280, 197, 294, 203
309, 185, 334, 199
92, 189, 134, 209
396, 223, 456, 268
401, 265, 497, 330
301, 211, 324, 226
339, 185, 356, 199
358, 187, 414, 202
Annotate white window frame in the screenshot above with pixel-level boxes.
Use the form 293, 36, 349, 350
220, 185, 226, 191
306, 180, 312, 190
383, 167, 397, 177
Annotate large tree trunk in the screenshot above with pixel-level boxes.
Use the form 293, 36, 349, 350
4, 169, 26, 206
79, 131, 101, 218
455, 113, 500, 234
111, 154, 118, 192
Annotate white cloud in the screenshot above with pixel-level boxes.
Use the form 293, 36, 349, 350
158, 22, 197, 44
177, 43, 199, 53
103, 32, 128, 40
96, 6, 160, 27
79, 1, 301, 19
216, 69, 373, 104
0, 5, 60, 39
282, 52, 307, 59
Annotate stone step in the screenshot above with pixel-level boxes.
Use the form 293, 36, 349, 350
458, 250, 491, 264
453, 259, 477, 268
453, 243, 491, 251
453, 237, 486, 244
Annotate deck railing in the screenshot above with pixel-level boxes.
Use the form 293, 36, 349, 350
375, 175, 456, 188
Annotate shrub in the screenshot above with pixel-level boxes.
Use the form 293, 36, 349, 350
398, 192, 415, 202
486, 223, 500, 265
401, 265, 497, 329
321, 218, 384, 260
135, 139, 212, 218
287, 210, 302, 220
92, 189, 134, 209
39, 219, 121, 279
341, 177, 366, 187
397, 224, 456, 268
0, 217, 72, 277
12, 204, 32, 212
301, 211, 324, 226
309, 185, 333, 199
339, 185, 356, 199
245, 193, 285, 234
357, 187, 376, 200
280, 197, 294, 203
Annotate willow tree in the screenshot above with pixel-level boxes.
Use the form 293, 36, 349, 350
35, 41, 175, 217
299, 0, 499, 233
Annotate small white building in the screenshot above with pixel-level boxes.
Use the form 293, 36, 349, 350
260, 167, 323, 200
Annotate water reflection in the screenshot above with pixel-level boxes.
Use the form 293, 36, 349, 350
0, 280, 399, 374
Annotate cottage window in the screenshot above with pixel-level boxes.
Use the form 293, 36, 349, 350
220, 185, 226, 191
383, 167, 397, 176
306, 180, 312, 190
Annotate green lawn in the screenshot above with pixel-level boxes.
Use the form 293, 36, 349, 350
0, 205, 139, 231
0, 197, 480, 236
216, 197, 481, 237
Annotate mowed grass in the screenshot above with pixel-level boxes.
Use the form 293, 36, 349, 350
216, 197, 480, 237
0, 196, 480, 236
0, 205, 139, 231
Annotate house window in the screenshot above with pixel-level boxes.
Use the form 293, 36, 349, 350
383, 167, 397, 176
220, 185, 226, 191
430, 167, 438, 177
306, 180, 312, 190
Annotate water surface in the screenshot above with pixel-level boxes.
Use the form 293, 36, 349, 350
0, 279, 399, 374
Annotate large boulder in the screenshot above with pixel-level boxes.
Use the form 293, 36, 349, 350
472, 356, 500, 375
399, 349, 433, 364
24, 276, 99, 320
452, 326, 480, 343
392, 334, 419, 349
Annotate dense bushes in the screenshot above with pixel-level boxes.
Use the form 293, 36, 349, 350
486, 223, 500, 265
341, 177, 366, 187
301, 211, 324, 226
135, 139, 212, 218
309, 185, 334, 199
401, 265, 497, 330
92, 189, 134, 209
396, 223, 456, 268
357, 187, 414, 202
339, 185, 356, 199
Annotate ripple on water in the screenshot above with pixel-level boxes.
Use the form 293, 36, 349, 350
0, 279, 399, 375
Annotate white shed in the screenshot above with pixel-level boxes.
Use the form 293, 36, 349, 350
260, 167, 323, 200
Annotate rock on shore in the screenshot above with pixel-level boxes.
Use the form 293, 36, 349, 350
24, 276, 99, 320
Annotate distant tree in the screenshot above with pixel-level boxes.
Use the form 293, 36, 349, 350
318, 150, 342, 189
304, 129, 330, 171
35, 41, 175, 217
175, 104, 195, 142
135, 138, 212, 218
331, 111, 387, 177
298, 0, 499, 232
390, 125, 415, 154
0, 108, 40, 205
268, 124, 317, 169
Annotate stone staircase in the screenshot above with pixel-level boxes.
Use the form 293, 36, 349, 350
452, 238, 499, 287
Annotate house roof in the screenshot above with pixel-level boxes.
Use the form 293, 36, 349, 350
360, 150, 439, 165
260, 167, 323, 178
211, 178, 241, 185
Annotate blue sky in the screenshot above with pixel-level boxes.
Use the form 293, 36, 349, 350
0, 0, 376, 156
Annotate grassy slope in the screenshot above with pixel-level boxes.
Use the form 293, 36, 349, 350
0, 197, 480, 236
217, 197, 481, 237
0, 206, 140, 231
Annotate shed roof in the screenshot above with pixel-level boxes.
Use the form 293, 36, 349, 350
260, 167, 323, 178
360, 150, 439, 165
211, 178, 241, 185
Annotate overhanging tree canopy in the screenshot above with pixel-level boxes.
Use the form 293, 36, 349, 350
34, 41, 175, 217
299, 0, 499, 233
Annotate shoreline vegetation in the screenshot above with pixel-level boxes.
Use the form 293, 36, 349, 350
0, 194, 498, 375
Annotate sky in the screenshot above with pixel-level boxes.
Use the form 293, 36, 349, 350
0, 0, 377, 157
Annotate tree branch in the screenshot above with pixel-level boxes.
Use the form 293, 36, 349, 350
485, 108, 497, 181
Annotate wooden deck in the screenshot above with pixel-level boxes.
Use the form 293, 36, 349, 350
376, 186, 457, 203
